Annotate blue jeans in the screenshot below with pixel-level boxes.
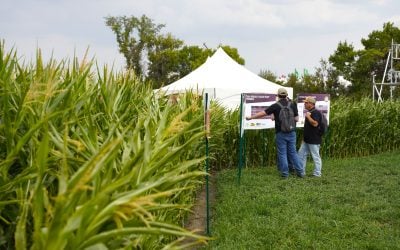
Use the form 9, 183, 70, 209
298, 142, 322, 176
276, 131, 304, 177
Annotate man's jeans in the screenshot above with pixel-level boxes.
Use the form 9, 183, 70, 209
276, 131, 303, 177
298, 142, 322, 176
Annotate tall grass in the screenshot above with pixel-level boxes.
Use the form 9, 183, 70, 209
0, 43, 209, 249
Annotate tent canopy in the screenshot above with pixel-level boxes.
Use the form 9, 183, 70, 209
159, 48, 292, 110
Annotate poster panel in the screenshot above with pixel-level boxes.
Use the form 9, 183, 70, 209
297, 93, 330, 127
241, 92, 330, 130
242, 93, 277, 130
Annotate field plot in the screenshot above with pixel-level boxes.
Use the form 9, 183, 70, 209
208, 152, 400, 249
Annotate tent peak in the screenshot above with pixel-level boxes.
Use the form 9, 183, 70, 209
160, 48, 293, 110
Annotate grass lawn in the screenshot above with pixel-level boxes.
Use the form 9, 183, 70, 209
206, 151, 400, 249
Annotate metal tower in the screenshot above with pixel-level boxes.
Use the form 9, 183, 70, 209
372, 40, 400, 102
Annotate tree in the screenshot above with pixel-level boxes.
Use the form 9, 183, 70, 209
314, 59, 342, 97
328, 41, 357, 79
147, 45, 212, 88
285, 73, 299, 90
178, 46, 213, 76
353, 22, 400, 98
258, 69, 277, 82
106, 15, 246, 89
324, 22, 400, 98
361, 22, 400, 52
147, 45, 245, 88
146, 33, 184, 88
105, 15, 164, 77
218, 45, 245, 65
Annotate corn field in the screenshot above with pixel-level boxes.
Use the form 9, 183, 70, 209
228, 97, 400, 168
2, 42, 400, 249
0, 43, 209, 249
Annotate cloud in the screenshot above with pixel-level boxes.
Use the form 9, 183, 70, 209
1, 0, 400, 75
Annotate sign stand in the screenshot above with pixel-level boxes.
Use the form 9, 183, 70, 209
238, 94, 245, 185
204, 93, 211, 236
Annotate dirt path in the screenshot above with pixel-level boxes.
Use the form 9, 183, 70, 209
184, 174, 216, 245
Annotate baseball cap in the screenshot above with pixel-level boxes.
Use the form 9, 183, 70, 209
304, 96, 316, 104
277, 88, 288, 96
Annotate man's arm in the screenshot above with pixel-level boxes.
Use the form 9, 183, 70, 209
292, 102, 299, 122
305, 112, 318, 127
246, 110, 267, 120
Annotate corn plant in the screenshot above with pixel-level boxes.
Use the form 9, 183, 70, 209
325, 97, 400, 158
0, 42, 209, 249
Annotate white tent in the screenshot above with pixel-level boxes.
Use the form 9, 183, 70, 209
159, 47, 293, 110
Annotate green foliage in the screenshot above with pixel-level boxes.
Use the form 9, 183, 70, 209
207, 106, 241, 170
147, 44, 245, 89
178, 46, 213, 73
325, 97, 400, 158
328, 40, 356, 79
209, 151, 400, 249
105, 15, 165, 77
217, 45, 245, 65
0, 43, 210, 249
105, 14, 245, 90
258, 69, 277, 82
146, 33, 184, 88
315, 22, 400, 99
361, 22, 400, 51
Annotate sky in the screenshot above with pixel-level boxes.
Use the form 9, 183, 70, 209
1, 0, 400, 77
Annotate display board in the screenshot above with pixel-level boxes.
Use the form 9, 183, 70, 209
242, 93, 277, 130
241, 92, 330, 132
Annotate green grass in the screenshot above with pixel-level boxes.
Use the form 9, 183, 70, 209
207, 151, 400, 249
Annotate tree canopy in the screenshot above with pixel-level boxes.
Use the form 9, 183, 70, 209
106, 15, 400, 99
105, 15, 165, 78
105, 15, 245, 89
299, 22, 400, 99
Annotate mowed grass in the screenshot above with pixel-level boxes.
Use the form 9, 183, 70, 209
207, 151, 400, 249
